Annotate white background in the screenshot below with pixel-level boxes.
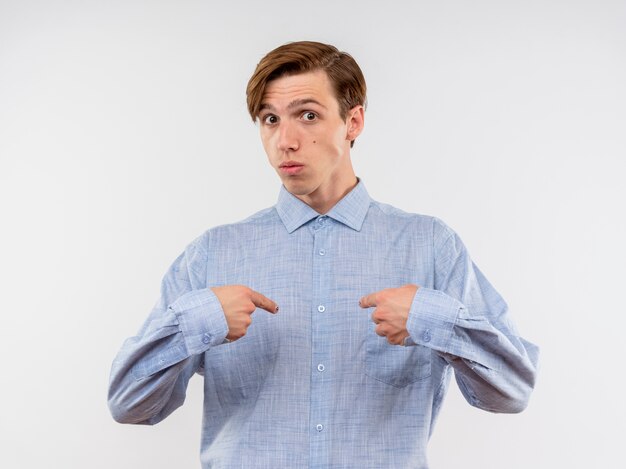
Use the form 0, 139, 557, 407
1, 1, 625, 468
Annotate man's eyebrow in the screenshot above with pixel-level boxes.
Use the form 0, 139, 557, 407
259, 98, 327, 113
287, 98, 327, 110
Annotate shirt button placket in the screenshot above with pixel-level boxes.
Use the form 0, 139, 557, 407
310, 215, 331, 464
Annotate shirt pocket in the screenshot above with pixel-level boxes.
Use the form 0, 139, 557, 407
204, 332, 278, 407
364, 322, 432, 387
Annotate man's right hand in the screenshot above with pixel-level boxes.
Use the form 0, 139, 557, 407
210, 285, 279, 342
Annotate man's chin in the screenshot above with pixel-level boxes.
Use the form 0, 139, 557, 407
281, 179, 310, 196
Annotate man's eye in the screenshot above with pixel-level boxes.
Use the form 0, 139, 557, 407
263, 115, 278, 125
302, 112, 317, 121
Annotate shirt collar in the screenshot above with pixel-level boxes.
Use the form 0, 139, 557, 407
275, 178, 372, 233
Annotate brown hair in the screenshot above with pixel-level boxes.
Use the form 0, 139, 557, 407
246, 41, 367, 125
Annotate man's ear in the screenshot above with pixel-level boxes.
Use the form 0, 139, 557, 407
346, 105, 365, 142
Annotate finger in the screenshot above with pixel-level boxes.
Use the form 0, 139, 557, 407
387, 336, 400, 346
359, 292, 378, 308
249, 289, 279, 314
375, 324, 386, 337
387, 332, 409, 346
385, 332, 401, 345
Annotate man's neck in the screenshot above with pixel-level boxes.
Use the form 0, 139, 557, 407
297, 175, 359, 215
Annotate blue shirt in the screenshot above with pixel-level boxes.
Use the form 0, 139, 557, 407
108, 180, 539, 468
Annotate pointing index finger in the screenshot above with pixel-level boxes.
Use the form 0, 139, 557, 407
359, 292, 378, 309
249, 289, 279, 314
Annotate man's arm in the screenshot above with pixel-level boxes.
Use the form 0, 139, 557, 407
360, 218, 539, 413
107, 233, 277, 425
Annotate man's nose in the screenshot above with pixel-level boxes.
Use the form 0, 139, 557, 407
276, 122, 299, 152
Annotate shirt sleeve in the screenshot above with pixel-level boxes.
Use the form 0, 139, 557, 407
107, 231, 229, 425
404, 218, 540, 413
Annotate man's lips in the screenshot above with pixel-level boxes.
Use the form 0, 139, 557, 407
279, 161, 304, 175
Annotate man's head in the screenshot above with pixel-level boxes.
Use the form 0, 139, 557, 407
246, 41, 367, 147
247, 41, 367, 214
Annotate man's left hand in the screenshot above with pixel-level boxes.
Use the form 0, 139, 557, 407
359, 284, 419, 346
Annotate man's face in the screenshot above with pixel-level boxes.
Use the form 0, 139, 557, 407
259, 70, 363, 206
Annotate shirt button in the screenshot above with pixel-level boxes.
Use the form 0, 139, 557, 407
318, 249, 326, 256
317, 364, 325, 372
422, 329, 432, 343
316, 424, 324, 432
202, 333, 211, 344
317, 305, 326, 313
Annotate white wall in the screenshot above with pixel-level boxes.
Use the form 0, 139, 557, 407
1, 1, 624, 468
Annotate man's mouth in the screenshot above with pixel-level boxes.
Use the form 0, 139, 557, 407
279, 161, 304, 175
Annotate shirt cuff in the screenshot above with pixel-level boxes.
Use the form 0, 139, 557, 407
404, 286, 461, 352
168, 288, 229, 355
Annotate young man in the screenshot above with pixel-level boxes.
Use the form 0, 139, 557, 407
109, 41, 539, 468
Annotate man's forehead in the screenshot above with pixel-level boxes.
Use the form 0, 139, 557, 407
260, 70, 336, 110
